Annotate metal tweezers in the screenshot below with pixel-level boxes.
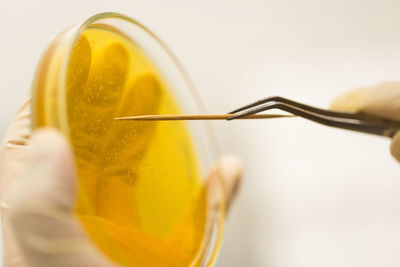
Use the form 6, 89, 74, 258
228, 96, 400, 138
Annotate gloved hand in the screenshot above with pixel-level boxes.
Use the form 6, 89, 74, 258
331, 81, 400, 161
0, 98, 243, 267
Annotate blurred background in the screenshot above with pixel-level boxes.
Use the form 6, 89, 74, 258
2, 0, 400, 266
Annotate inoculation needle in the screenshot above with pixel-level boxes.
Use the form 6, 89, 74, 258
115, 114, 292, 121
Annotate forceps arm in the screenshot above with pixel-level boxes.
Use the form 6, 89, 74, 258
228, 96, 400, 137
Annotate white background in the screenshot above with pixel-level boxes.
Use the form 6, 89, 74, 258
2, 0, 400, 266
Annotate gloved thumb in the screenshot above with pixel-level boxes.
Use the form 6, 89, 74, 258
8, 129, 116, 267
330, 81, 400, 162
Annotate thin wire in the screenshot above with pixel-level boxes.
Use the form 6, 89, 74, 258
115, 114, 293, 121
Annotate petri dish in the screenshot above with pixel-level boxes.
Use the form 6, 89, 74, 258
31, 12, 224, 267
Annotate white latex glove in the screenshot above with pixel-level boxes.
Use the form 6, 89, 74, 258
331, 81, 400, 161
0, 98, 243, 267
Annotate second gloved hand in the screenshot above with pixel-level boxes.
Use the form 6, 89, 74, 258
331, 81, 400, 161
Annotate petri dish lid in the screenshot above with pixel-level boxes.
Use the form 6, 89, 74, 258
31, 12, 225, 267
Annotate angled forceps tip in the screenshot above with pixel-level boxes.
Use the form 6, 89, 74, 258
228, 96, 400, 138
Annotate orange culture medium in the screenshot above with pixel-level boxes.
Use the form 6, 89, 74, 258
33, 24, 209, 266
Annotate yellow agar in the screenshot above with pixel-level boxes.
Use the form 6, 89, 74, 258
44, 24, 207, 266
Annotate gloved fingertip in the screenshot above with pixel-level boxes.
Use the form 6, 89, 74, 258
7, 128, 116, 267
390, 131, 400, 162
218, 155, 243, 213
330, 88, 366, 112
27, 128, 72, 165
219, 155, 243, 189
10, 128, 76, 215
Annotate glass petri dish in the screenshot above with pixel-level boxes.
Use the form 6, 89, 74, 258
31, 12, 224, 267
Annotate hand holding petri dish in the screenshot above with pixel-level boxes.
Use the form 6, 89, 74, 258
31, 12, 225, 267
